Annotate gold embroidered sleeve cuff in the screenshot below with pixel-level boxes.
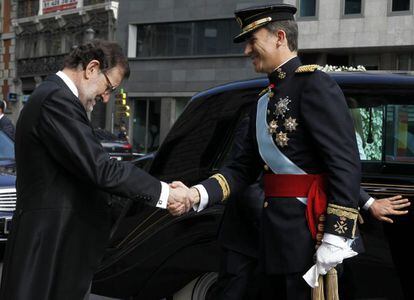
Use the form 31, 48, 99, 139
210, 173, 230, 202
324, 203, 359, 239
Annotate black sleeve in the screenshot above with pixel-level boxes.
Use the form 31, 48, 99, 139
301, 71, 361, 238
37, 89, 161, 205
359, 188, 371, 207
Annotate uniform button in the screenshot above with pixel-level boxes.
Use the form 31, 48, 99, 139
264, 201, 269, 208
264, 165, 269, 171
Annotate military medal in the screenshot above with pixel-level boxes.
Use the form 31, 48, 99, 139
275, 131, 289, 147
274, 96, 291, 118
268, 83, 275, 98
277, 68, 286, 79
268, 120, 278, 134
284, 117, 298, 132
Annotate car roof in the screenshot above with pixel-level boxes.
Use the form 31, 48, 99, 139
191, 71, 414, 102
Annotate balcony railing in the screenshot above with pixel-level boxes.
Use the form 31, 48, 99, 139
17, 54, 66, 78
84, 0, 106, 5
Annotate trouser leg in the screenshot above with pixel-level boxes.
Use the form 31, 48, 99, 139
83, 283, 91, 300
261, 273, 311, 300
212, 248, 257, 300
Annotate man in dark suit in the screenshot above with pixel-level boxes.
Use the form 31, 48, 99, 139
0, 39, 188, 300
0, 100, 15, 140
170, 4, 368, 299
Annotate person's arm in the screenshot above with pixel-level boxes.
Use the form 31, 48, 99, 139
359, 187, 410, 223
301, 71, 360, 287
359, 188, 374, 209
37, 88, 175, 207
168, 111, 263, 216
301, 71, 360, 239
368, 195, 410, 223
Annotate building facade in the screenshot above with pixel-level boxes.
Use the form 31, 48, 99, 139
0, 0, 18, 124
11, 0, 119, 128
116, 0, 271, 154
112, 0, 414, 154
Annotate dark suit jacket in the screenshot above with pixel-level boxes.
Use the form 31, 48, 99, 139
0, 114, 15, 141
0, 74, 162, 300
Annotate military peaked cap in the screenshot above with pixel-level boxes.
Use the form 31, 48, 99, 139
233, 3, 297, 43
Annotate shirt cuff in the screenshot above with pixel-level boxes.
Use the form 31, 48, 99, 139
156, 181, 169, 209
363, 197, 375, 210
323, 233, 349, 249
192, 184, 209, 212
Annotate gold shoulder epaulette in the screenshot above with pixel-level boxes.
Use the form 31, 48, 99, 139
295, 64, 320, 73
258, 87, 268, 97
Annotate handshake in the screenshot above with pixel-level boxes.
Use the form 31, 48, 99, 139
167, 181, 201, 216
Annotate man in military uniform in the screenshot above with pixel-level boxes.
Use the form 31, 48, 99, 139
208, 120, 409, 299
169, 4, 363, 299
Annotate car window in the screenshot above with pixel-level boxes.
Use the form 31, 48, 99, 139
210, 107, 252, 172
0, 131, 14, 160
349, 106, 383, 161
385, 104, 414, 163
347, 95, 414, 164
150, 88, 260, 185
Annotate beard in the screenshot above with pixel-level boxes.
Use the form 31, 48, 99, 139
83, 95, 103, 113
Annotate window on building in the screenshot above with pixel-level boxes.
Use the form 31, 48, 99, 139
299, 0, 317, 17
344, 0, 362, 14
44, 32, 62, 56
17, 0, 39, 18
84, 0, 106, 5
136, 19, 241, 57
391, 0, 411, 11
397, 53, 413, 70
133, 99, 161, 153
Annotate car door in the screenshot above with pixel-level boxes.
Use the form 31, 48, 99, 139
342, 76, 414, 300
92, 84, 263, 299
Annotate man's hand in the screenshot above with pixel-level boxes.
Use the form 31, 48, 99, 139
303, 234, 357, 288
369, 195, 410, 223
167, 181, 190, 216
186, 187, 201, 207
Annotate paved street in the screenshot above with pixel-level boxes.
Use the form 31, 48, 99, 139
0, 263, 122, 300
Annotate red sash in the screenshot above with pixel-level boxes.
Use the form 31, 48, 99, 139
264, 174, 327, 239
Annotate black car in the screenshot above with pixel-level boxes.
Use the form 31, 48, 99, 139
0, 131, 16, 244
91, 71, 414, 300
94, 128, 134, 161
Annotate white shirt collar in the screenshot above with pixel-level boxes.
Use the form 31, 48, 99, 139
0, 114, 4, 120
56, 71, 79, 98
274, 56, 298, 71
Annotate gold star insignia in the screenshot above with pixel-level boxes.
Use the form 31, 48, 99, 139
268, 120, 278, 134
275, 131, 289, 147
284, 117, 298, 132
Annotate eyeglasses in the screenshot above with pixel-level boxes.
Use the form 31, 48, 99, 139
102, 71, 116, 94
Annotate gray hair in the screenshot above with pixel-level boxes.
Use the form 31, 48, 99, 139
265, 20, 298, 52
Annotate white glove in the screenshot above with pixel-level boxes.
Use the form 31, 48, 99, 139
303, 233, 358, 288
